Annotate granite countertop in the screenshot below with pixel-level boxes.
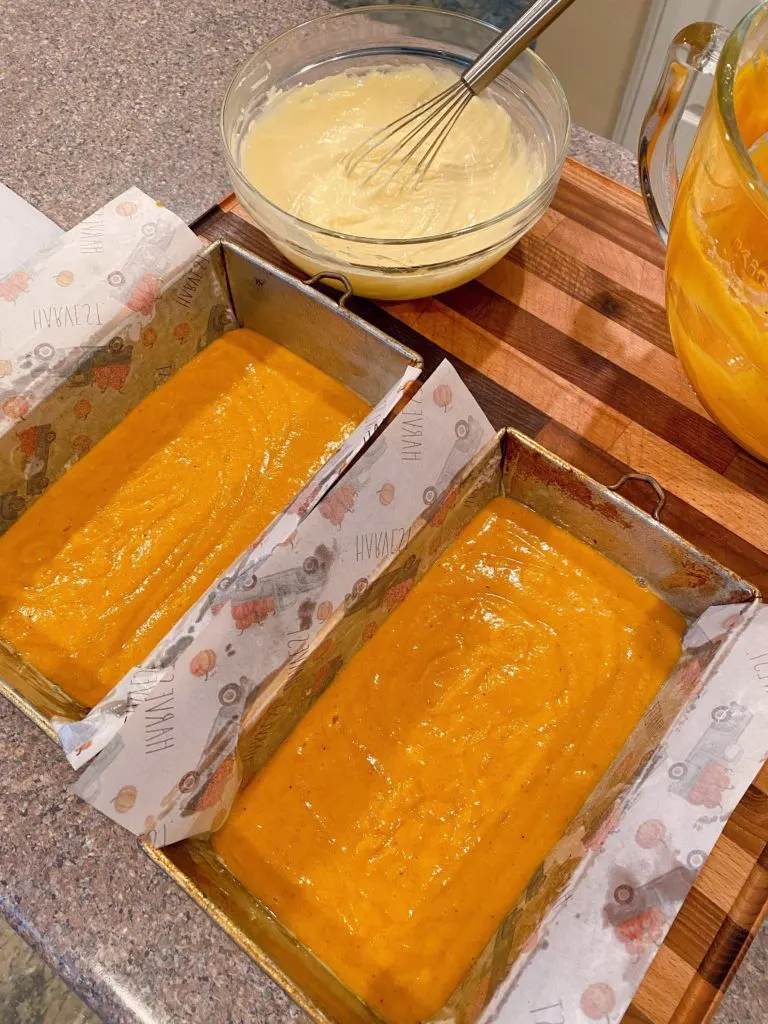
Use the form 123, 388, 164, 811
0, 2, 764, 1023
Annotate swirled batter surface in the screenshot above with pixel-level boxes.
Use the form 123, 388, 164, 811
242, 65, 542, 240
213, 497, 684, 1024
0, 329, 367, 706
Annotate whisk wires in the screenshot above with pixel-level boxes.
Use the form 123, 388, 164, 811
344, 78, 474, 190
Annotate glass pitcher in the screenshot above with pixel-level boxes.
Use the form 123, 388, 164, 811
639, 3, 768, 461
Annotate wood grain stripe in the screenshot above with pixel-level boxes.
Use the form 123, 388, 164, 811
695, 835, 757, 912
632, 945, 696, 1024
722, 783, 768, 858
553, 162, 666, 270
669, 974, 721, 1024
665, 887, 727, 969
388, 298, 630, 450
623, 1006, 657, 1024
727, 854, 768, 932
480, 260, 705, 415
507, 233, 673, 353
725, 452, 768, 503
439, 282, 738, 473
698, 916, 750, 988
609, 425, 768, 557
540, 213, 665, 305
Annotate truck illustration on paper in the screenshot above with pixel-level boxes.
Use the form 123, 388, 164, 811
15, 336, 134, 393
422, 416, 485, 507
170, 677, 249, 817
668, 702, 752, 806
107, 220, 177, 314
16, 338, 133, 394
196, 544, 335, 628
604, 851, 705, 928
15, 423, 56, 495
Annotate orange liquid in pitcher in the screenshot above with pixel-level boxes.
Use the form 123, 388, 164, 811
666, 55, 768, 460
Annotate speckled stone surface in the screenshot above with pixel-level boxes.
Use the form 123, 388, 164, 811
0, 699, 308, 1024
0, 0, 640, 231
0, 2, 760, 1023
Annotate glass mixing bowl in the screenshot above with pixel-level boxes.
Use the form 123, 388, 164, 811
221, 6, 570, 301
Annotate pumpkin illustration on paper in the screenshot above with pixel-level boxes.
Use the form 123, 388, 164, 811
116, 200, 138, 218
2, 395, 30, 422
635, 819, 666, 850
141, 326, 157, 348
111, 784, 138, 814
316, 600, 334, 623
190, 648, 217, 679
126, 273, 163, 316
433, 382, 453, 412
580, 982, 616, 1021
384, 576, 415, 611
56, 270, 74, 287
688, 762, 730, 808
73, 398, 91, 420
614, 906, 666, 956
72, 435, 91, 456
174, 321, 190, 342
231, 596, 276, 631
378, 482, 395, 506
320, 482, 356, 528
362, 621, 377, 643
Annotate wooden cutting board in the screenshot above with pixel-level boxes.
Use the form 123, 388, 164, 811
194, 158, 768, 1024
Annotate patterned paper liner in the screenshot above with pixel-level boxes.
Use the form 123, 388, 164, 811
72, 360, 497, 843
0, 191, 420, 758
479, 602, 768, 1024
0, 188, 203, 527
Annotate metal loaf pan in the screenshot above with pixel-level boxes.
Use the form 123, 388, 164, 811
147, 427, 756, 1024
0, 240, 420, 736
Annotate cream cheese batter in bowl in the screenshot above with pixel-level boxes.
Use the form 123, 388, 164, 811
222, 7, 570, 300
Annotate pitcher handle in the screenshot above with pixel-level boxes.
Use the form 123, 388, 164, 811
638, 22, 730, 245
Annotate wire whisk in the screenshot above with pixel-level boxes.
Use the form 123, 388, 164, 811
344, 0, 577, 190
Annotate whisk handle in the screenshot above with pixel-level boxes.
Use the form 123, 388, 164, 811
463, 0, 579, 94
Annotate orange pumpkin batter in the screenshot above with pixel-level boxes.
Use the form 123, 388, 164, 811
666, 55, 768, 459
0, 328, 367, 706
213, 497, 684, 1024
